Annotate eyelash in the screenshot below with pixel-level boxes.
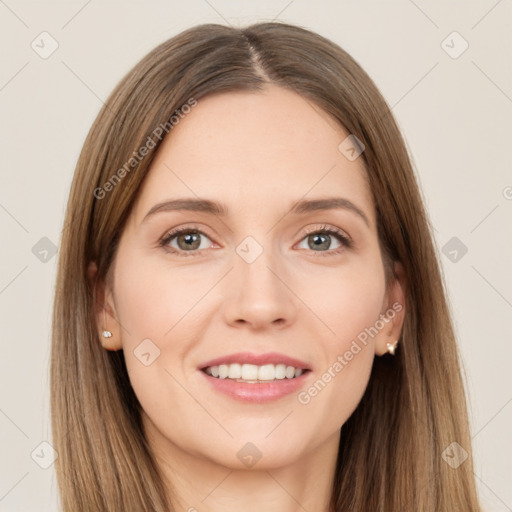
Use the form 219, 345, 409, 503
159, 224, 352, 258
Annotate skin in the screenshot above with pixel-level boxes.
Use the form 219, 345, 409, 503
89, 85, 406, 511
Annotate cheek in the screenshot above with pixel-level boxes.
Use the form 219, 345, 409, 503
114, 269, 171, 345
113, 247, 206, 347
111, 265, 199, 448
306, 254, 387, 350
110, 251, 196, 389
296, 256, 385, 421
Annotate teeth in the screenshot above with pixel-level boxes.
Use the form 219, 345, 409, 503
204, 363, 305, 381
285, 365, 295, 379
242, 364, 258, 381
258, 364, 274, 380
228, 363, 242, 379
275, 364, 286, 379
218, 364, 229, 379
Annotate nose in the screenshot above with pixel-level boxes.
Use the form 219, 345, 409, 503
222, 245, 298, 331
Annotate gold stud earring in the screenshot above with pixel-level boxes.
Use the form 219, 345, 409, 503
386, 341, 398, 355
102, 308, 112, 338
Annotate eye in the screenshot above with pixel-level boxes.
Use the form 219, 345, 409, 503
159, 226, 214, 257
159, 224, 352, 258
296, 225, 352, 256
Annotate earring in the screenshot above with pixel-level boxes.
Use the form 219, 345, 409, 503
386, 341, 398, 355
102, 308, 112, 338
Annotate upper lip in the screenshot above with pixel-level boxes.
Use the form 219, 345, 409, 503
199, 352, 311, 371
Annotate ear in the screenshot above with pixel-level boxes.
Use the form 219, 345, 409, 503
87, 261, 123, 351
374, 261, 407, 356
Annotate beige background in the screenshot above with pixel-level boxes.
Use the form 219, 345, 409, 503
1, 1, 511, 510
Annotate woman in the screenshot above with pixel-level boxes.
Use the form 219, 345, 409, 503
51, 21, 482, 511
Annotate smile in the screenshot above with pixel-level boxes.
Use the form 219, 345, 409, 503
203, 363, 305, 382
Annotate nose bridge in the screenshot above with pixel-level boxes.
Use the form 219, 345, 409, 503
234, 233, 284, 297
222, 232, 297, 327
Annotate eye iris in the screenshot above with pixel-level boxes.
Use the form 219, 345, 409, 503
178, 231, 201, 250
309, 233, 330, 250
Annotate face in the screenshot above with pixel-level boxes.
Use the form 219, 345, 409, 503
91, 85, 405, 470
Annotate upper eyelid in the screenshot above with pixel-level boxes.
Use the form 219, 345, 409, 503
161, 224, 213, 242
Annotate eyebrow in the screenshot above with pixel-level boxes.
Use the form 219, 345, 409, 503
142, 197, 370, 227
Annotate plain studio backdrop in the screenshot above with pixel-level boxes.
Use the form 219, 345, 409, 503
0, 1, 511, 511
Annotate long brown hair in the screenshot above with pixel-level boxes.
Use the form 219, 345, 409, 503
51, 21, 481, 511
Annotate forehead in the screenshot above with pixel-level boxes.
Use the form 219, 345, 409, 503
131, 85, 375, 226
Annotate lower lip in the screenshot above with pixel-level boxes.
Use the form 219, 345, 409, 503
199, 370, 311, 403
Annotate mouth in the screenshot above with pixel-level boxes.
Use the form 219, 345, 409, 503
198, 353, 312, 403
201, 363, 310, 383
